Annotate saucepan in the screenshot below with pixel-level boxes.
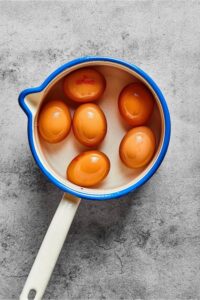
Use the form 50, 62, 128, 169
19, 56, 171, 299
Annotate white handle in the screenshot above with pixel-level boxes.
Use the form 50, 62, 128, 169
20, 193, 81, 300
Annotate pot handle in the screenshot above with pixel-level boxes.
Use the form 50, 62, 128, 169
20, 193, 81, 300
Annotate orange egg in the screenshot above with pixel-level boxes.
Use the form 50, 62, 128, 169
72, 103, 107, 147
67, 151, 110, 187
63, 68, 106, 103
38, 100, 71, 143
119, 126, 156, 168
118, 82, 154, 126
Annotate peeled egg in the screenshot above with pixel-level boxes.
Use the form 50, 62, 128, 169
67, 150, 110, 187
63, 68, 106, 103
38, 100, 71, 143
72, 103, 107, 147
118, 82, 154, 126
119, 126, 156, 168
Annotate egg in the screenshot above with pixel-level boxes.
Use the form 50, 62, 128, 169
119, 126, 156, 168
72, 103, 107, 147
118, 82, 154, 126
63, 68, 106, 103
67, 150, 110, 187
38, 100, 71, 143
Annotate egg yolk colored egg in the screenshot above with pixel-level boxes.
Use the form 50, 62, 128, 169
73, 103, 107, 147
118, 82, 154, 126
63, 68, 106, 103
119, 126, 156, 168
67, 150, 110, 187
38, 100, 71, 143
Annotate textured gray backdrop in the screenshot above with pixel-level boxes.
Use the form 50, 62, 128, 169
0, 1, 200, 299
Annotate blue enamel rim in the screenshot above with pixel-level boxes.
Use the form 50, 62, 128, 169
18, 56, 171, 200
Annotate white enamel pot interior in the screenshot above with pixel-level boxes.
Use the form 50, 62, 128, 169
19, 57, 170, 300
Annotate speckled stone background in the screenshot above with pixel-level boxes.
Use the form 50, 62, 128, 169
0, 1, 200, 299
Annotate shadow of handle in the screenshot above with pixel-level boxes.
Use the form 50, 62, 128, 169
20, 194, 81, 300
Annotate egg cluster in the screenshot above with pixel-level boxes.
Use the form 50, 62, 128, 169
38, 68, 156, 187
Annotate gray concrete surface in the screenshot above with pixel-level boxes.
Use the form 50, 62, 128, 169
0, 0, 200, 299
